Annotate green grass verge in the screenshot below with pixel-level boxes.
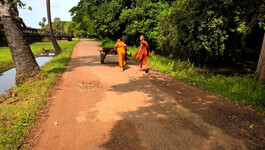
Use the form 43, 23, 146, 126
0, 41, 74, 73
0, 38, 80, 149
101, 39, 265, 113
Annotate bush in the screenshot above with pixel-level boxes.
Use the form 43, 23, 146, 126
100, 39, 116, 48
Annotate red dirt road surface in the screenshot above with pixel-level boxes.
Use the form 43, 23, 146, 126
31, 39, 265, 150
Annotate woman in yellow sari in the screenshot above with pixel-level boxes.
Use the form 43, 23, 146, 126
115, 39, 127, 71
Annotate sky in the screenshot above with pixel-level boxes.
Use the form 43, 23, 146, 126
18, 0, 79, 28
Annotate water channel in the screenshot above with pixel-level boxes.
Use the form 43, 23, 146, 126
0, 53, 55, 95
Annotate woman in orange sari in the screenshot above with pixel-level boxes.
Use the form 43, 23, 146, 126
115, 39, 127, 71
134, 35, 151, 73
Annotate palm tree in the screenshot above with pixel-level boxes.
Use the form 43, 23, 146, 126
42, 17, 46, 23
257, 33, 265, 82
0, 0, 40, 84
39, 17, 47, 28
46, 0, 61, 54
39, 22, 45, 28
54, 17, 61, 31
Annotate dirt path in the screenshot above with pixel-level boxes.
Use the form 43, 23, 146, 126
31, 39, 265, 150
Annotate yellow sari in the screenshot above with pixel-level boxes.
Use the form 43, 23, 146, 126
115, 41, 126, 68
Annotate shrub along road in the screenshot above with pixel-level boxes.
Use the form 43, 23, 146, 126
30, 39, 265, 149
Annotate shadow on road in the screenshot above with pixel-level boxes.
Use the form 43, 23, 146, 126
44, 38, 265, 149
101, 119, 145, 150
102, 71, 265, 149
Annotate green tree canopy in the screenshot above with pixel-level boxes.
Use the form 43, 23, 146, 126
69, 0, 265, 64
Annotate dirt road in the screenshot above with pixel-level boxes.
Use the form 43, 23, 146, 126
31, 39, 265, 150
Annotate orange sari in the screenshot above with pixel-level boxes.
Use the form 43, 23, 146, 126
134, 40, 151, 65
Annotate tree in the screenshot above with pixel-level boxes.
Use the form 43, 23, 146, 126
54, 17, 61, 31
42, 17, 46, 23
119, 0, 168, 46
257, 33, 265, 82
155, 0, 265, 64
46, 0, 61, 54
0, 0, 40, 84
63, 21, 72, 33
69, 0, 264, 67
38, 17, 46, 28
39, 21, 45, 28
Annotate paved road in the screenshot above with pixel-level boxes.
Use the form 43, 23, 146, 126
32, 39, 265, 150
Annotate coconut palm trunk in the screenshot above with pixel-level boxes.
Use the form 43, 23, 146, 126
0, 0, 40, 84
257, 33, 265, 82
46, 0, 61, 54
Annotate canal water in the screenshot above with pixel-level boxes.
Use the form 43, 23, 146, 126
0, 53, 55, 95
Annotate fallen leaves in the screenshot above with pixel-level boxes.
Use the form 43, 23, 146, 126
249, 124, 254, 129
6, 92, 18, 98
8, 130, 16, 137
22, 123, 28, 127
75, 81, 102, 91
54, 121, 59, 126
0, 97, 4, 103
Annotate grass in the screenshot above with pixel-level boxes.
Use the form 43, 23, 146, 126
100, 39, 116, 48
0, 38, 80, 149
0, 41, 72, 73
101, 39, 265, 113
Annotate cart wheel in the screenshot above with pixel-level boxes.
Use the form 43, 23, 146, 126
100, 52, 105, 64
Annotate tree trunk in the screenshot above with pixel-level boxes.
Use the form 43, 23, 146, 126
46, 0, 61, 54
257, 33, 265, 82
0, 1, 40, 84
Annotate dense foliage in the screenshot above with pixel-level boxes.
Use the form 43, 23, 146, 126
69, 0, 265, 65
162, 0, 265, 64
